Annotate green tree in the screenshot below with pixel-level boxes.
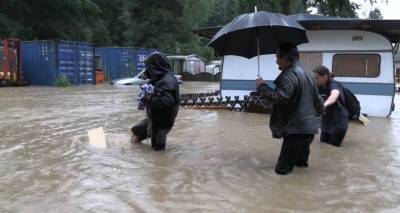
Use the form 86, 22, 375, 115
92, 0, 129, 46
0, 0, 391, 61
124, 0, 184, 51
368, 8, 383, 19
206, 0, 241, 27
309, 0, 360, 17
307, 0, 390, 18
0, 0, 108, 42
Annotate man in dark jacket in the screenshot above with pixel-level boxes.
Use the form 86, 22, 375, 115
255, 43, 322, 175
131, 52, 180, 151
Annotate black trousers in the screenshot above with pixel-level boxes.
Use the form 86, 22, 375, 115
276, 134, 314, 171
320, 129, 347, 147
131, 118, 171, 150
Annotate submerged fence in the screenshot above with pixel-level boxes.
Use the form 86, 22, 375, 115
179, 90, 271, 113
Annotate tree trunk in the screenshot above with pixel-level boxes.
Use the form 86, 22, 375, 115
281, 0, 291, 14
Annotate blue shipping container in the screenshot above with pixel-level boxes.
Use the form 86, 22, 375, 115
22, 40, 94, 86
95, 47, 156, 81
136, 48, 156, 74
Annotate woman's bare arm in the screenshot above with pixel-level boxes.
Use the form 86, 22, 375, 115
324, 89, 340, 108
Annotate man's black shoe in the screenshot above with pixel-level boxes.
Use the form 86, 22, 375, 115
295, 162, 308, 168
275, 164, 293, 175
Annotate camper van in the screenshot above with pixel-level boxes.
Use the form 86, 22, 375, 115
194, 15, 400, 117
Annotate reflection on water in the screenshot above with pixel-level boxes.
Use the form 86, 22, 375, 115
0, 83, 399, 212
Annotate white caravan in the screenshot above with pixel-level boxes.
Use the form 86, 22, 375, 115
193, 15, 400, 117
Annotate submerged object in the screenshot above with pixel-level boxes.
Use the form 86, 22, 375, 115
88, 127, 107, 149
358, 114, 370, 126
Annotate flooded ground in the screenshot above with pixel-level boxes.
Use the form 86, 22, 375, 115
0, 82, 400, 213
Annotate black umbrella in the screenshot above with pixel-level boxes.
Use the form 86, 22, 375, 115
208, 10, 308, 76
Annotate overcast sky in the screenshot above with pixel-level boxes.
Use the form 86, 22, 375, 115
352, 0, 400, 19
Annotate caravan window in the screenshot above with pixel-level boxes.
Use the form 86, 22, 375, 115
333, 54, 380, 77
299, 52, 322, 72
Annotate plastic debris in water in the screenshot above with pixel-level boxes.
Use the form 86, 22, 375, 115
88, 127, 107, 149
359, 114, 370, 126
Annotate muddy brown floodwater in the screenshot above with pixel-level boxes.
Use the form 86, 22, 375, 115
0, 82, 400, 213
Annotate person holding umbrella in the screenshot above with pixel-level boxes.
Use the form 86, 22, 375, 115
255, 43, 323, 175
208, 10, 323, 175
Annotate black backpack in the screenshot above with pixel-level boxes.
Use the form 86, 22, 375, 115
341, 86, 361, 120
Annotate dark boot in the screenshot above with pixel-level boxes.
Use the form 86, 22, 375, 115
152, 145, 165, 151
151, 129, 168, 151
295, 161, 308, 168
275, 163, 293, 175
131, 118, 149, 141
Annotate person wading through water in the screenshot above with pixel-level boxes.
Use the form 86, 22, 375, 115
131, 52, 180, 151
313, 65, 349, 147
255, 42, 323, 175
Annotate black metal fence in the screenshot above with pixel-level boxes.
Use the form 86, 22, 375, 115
179, 90, 271, 113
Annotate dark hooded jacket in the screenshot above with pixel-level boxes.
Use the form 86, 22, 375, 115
257, 62, 322, 138
144, 52, 180, 129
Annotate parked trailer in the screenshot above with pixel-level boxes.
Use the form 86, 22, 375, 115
193, 14, 400, 117
22, 40, 94, 86
95, 47, 157, 81
222, 30, 395, 117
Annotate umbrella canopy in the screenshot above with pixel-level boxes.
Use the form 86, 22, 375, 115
208, 11, 308, 59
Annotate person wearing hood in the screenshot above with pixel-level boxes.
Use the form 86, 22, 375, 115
131, 52, 180, 151
254, 43, 323, 175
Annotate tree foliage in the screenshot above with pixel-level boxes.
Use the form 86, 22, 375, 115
308, 0, 359, 17
0, 0, 388, 59
369, 8, 383, 19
